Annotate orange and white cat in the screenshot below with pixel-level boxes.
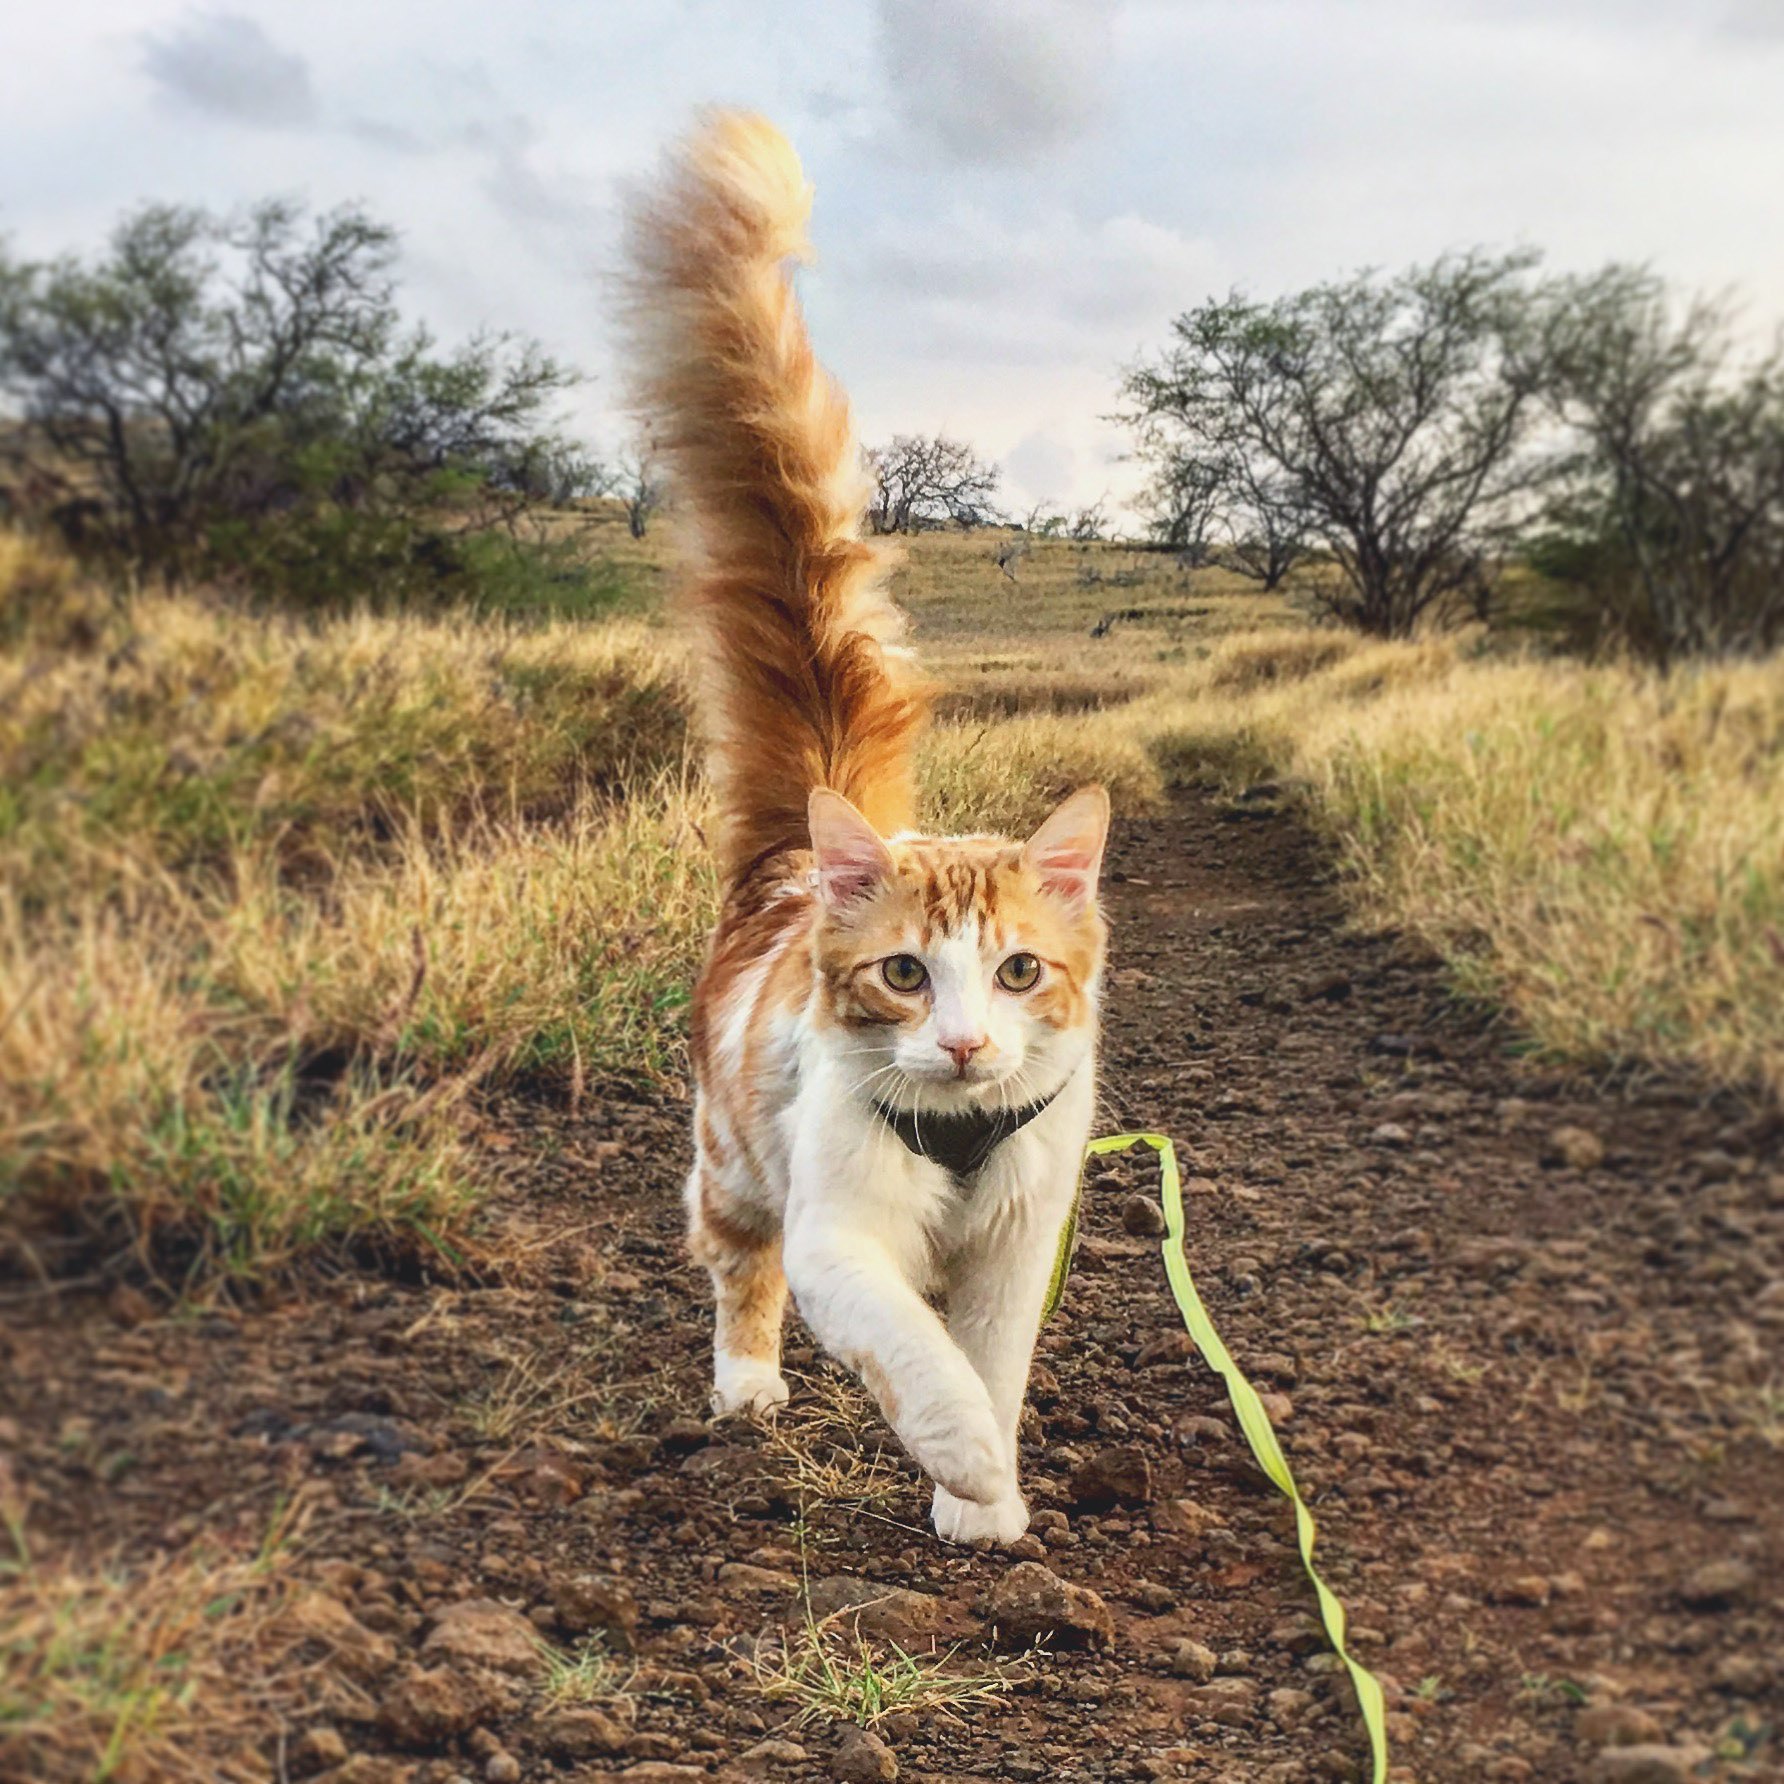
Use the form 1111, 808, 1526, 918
623, 112, 1108, 1547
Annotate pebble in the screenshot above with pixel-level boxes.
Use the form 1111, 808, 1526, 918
1587, 1746, 1712, 1784
535, 1708, 629, 1759
1495, 1574, 1552, 1608
833, 1725, 899, 1783
421, 1598, 542, 1675
1577, 1704, 1664, 1748
1166, 1638, 1217, 1681
987, 1562, 1115, 1651
1677, 1557, 1754, 1609
1543, 1124, 1606, 1170
1370, 1123, 1411, 1148
484, 1755, 521, 1784
1069, 1444, 1154, 1507
377, 1665, 496, 1745
1135, 1329, 1195, 1368
1121, 1194, 1167, 1237
550, 1573, 640, 1645
738, 1737, 808, 1766
804, 1575, 943, 1645
294, 1726, 349, 1770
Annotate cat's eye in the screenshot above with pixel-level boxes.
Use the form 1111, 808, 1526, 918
881, 954, 929, 993
996, 952, 1041, 992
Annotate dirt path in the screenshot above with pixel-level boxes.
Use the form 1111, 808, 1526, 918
4, 794, 1781, 1784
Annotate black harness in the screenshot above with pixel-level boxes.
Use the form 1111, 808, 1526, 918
870, 1090, 1061, 1191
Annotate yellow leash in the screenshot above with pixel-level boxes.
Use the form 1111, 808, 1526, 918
1044, 1133, 1389, 1784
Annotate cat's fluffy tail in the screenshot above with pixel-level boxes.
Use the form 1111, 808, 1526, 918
623, 111, 930, 889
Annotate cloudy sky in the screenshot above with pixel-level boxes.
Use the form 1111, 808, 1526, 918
4, 0, 1783, 513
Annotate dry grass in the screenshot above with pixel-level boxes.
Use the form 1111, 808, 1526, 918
7, 516, 1781, 1286
0, 560, 684, 907
0, 535, 707, 1283
0, 1502, 305, 1784
743, 1618, 1019, 1729
931, 622, 1784, 1100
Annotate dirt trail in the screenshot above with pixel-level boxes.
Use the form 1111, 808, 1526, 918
4, 793, 1781, 1784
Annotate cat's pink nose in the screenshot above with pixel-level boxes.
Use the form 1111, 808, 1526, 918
940, 1036, 986, 1075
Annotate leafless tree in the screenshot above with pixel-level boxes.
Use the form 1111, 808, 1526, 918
865, 433, 1000, 533
609, 441, 666, 539
1067, 498, 1109, 542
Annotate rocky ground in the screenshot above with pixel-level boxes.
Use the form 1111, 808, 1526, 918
3, 792, 1781, 1784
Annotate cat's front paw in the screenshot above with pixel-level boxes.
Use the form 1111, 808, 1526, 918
911, 1409, 1008, 1505
931, 1484, 1029, 1548
711, 1354, 790, 1417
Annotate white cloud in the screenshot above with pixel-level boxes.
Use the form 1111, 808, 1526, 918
140, 12, 317, 128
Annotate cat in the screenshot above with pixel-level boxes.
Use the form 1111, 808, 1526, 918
622, 110, 1108, 1547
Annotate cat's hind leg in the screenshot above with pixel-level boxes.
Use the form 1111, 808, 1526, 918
686, 1162, 789, 1415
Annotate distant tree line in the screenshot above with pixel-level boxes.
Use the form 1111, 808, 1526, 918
1119, 251, 1784, 661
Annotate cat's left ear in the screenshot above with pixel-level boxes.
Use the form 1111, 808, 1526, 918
1023, 785, 1110, 913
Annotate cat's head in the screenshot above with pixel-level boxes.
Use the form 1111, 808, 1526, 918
806, 785, 1109, 1107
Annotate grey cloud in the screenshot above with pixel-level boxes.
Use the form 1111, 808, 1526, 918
875, 0, 1115, 163
141, 12, 318, 129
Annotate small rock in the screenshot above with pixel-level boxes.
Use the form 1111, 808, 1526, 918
1167, 1638, 1217, 1682
1121, 1194, 1167, 1238
1257, 1392, 1294, 1424
1577, 1705, 1665, 1749
550, 1573, 640, 1647
285, 1592, 399, 1681
657, 1417, 711, 1456
1587, 1746, 1712, 1784
1135, 1329, 1194, 1369
625, 1733, 684, 1760
535, 1707, 629, 1758
804, 1576, 942, 1646
1069, 1444, 1154, 1508
1496, 1574, 1552, 1608
614, 1768, 708, 1784
1006, 1533, 1047, 1561
716, 1562, 800, 1598
1677, 1557, 1753, 1609
834, 1724, 899, 1784
1370, 1123, 1411, 1148
1131, 1580, 1176, 1613
1188, 1676, 1259, 1726
421, 1598, 541, 1675
739, 1737, 808, 1766
1543, 1125, 1606, 1171
1712, 1652, 1772, 1692
986, 1561, 1115, 1651
377, 1665, 494, 1746
1152, 1497, 1225, 1538
390, 1450, 469, 1490
294, 1725, 350, 1771
484, 1754, 521, 1784
1267, 1686, 1316, 1724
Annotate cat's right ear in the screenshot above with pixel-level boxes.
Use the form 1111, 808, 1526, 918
808, 789, 895, 909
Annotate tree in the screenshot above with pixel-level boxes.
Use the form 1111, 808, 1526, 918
865, 433, 1000, 533
610, 440, 666, 539
1120, 252, 1551, 636
1537, 268, 1784, 663
0, 198, 595, 599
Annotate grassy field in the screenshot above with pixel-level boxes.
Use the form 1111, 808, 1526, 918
3, 515, 1781, 1290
